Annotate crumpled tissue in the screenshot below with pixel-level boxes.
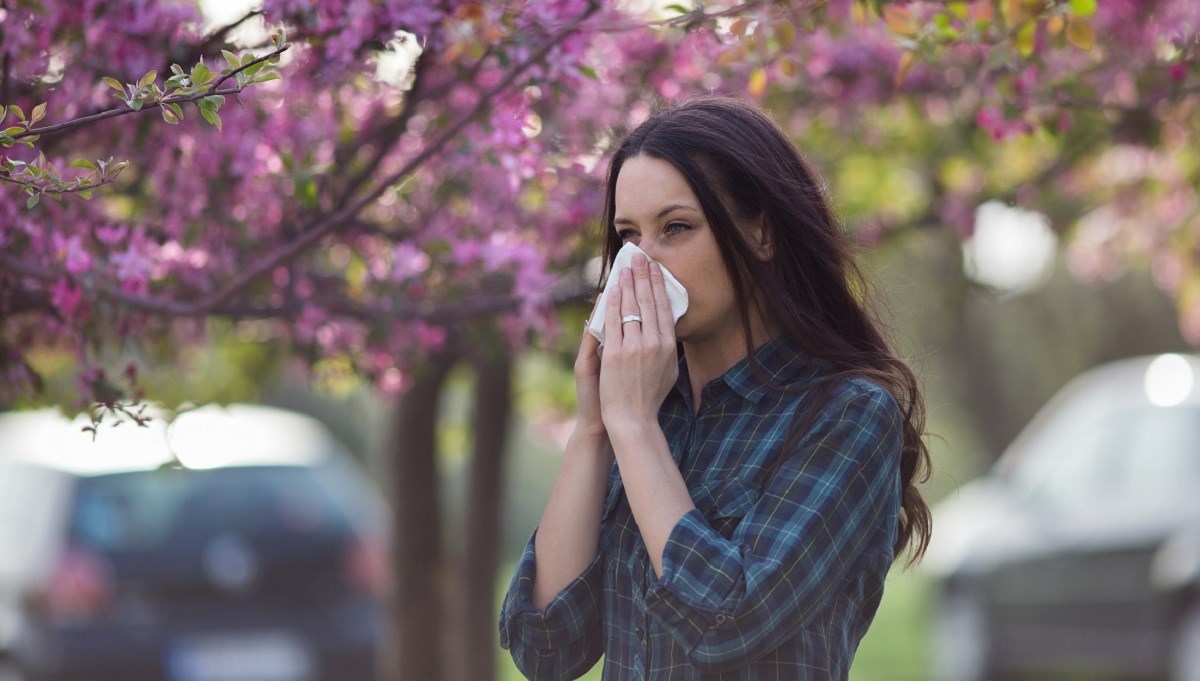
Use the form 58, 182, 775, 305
587, 242, 689, 344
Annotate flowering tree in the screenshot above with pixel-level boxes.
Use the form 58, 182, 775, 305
3, 0, 1198, 678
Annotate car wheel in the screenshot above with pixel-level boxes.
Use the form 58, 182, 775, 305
1171, 605, 1200, 681
932, 586, 994, 681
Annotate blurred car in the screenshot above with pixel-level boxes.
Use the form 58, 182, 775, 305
0, 404, 389, 681
925, 353, 1200, 681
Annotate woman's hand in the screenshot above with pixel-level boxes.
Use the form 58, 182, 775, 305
572, 321, 607, 442
599, 254, 679, 431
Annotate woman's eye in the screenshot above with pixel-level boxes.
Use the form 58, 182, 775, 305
665, 222, 692, 235
617, 230, 638, 242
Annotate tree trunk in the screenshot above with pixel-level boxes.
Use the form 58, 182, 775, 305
386, 349, 458, 681
455, 350, 514, 681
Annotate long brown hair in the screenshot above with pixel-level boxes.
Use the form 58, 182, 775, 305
599, 96, 932, 565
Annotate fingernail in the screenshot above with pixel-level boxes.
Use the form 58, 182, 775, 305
633, 253, 646, 267
621, 267, 632, 281
650, 261, 660, 273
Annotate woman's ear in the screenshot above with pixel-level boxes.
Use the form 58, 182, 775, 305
747, 213, 773, 261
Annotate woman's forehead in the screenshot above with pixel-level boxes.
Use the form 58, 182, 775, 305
614, 156, 699, 217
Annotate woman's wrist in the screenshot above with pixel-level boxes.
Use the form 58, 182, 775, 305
566, 427, 612, 460
605, 418, 663, 455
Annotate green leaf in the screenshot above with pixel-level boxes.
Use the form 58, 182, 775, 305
167, 103, 185, 119
578, 65, 599, 81
2, 126, 24, 136
7, 105, 24, 122
1069, 0, 1097, 17
664, 3, 690, 14
243, 61, 266, 77
161, 107, 180, 124
171, 63, 185, 76
201, 95, 226, 109
30, 102, 47, 124
190, 62, 212, 86
127, 99, 143, 111
251, 72, 280, 84
222, 50, 240, 70
26, 193, 39, 209
164, 74, 188, 89
70, 158, 98, 171
78, 189, 93, 199
138, 70, 158, 89
200, 107, 221, 130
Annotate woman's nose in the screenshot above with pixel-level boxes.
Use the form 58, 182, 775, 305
638, 239, 662, 265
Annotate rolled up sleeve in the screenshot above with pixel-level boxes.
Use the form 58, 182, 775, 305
643, 382, 903, 672
499, 528, 604, 680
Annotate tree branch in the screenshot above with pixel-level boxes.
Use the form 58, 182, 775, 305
182, 2, 601, 315
0, 250, 593, 325
13, 43, 289, 141
0, 5, 602, 322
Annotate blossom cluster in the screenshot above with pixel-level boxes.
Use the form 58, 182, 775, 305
1, 0, 1198, 408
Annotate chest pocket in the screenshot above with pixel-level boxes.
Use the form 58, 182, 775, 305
691, 477, 760, 540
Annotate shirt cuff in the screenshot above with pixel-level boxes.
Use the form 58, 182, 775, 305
499, 528, 604, 652
643, 509, 746, 648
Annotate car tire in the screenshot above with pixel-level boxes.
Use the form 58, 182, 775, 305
932, 586, 994, 681
1171, 605, 1200, 681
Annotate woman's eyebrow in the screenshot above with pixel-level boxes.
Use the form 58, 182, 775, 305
613, 203, 701, 225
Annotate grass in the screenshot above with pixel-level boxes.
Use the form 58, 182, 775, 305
496, 567, 932, 680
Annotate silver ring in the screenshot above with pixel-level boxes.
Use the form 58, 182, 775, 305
621, 314, 642, 325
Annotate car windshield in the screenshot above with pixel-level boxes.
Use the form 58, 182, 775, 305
69, 465, 361, 555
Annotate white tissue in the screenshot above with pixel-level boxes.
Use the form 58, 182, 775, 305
587, 242, 689, 344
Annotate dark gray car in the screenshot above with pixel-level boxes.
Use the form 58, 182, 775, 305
0, 404, 389, 681
925, 353, 1200, 681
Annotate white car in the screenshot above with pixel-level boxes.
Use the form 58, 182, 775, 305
925, 353, 1200, 681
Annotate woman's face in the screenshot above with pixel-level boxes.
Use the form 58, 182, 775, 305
612, 154, 740, 345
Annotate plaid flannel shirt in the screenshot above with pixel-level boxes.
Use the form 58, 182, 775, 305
500, 334, 903, 680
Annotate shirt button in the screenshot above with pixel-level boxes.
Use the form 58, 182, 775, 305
714, 613, 729, 626
635, 626, 645, 641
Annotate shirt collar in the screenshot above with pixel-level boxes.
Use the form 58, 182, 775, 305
674, 334, 831, 406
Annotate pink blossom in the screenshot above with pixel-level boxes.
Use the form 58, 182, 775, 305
53, 233, 93, 274
50, 278, 86, 323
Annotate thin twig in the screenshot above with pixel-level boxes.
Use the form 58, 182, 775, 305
12, 44, 289, 141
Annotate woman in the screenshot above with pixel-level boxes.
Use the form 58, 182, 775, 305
500, 96, 932, 680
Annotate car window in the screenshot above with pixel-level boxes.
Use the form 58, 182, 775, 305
1018, 406, 1200, 514
1020, 417, 1130, 513
1120, 406, 1200, 506
69, 465, 362, 554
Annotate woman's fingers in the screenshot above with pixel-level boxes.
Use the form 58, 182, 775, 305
604, 269, 626, 348
631, 254, 658, 338
617, 266, 642, 342
648, 260, 673, 340
577, 321, 601, 370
